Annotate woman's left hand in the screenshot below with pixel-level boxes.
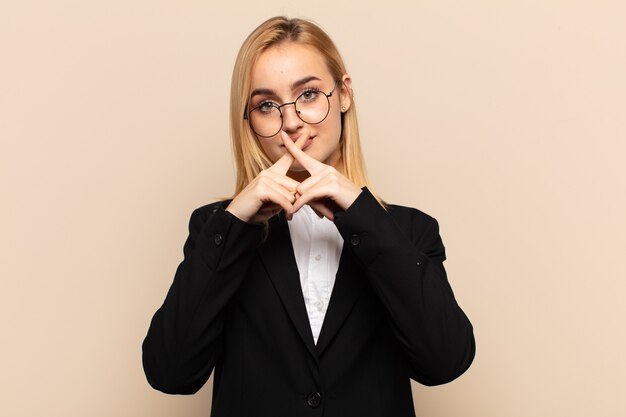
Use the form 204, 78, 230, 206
281, 132, 362, 221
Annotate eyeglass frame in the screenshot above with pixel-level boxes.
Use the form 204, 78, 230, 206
243, 82, 339, 138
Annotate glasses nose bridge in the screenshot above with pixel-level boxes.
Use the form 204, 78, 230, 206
277, 100, 304, 133
277, 99, 300, 118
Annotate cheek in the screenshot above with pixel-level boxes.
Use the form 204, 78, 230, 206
258, 138, 284, 162
324, 111, 343, 142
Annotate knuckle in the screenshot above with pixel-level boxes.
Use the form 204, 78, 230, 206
256, 182, 267, 194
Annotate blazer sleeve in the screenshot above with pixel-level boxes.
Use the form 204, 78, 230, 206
142, 203, 264, 394
333, 188, 475, 386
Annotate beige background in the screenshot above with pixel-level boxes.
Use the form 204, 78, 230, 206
2, 0, 625, 416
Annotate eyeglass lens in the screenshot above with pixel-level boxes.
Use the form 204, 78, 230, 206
249, 90, 331, 138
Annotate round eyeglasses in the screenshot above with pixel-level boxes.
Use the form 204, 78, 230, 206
244, 84, 337, 138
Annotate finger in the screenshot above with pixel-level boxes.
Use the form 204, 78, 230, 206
284, 128, 310, 148
295, 170, 359, 212
252, 178, 298, 216
262, 170, 301, 192
294, 171, 324, 196
261, 188, 295, 216
253, 204, 282, 223
292, 182, 336, 213
308, 204, 323, 219
286, 192, 301, 221
292, 173, 333, 213
286, 199, 333, 221
280, 131, 323, 174
269, 131, 309, 175
257, 202, 281, 215
292, 190, 320, 213
308, 201, 335, 220
268, 149, 295, 175
262, 179, 298, 206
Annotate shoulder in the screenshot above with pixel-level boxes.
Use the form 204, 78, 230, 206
386, 202, 435, 224
351, 187, 442, 245
344, 188, 446, 259
384, 199, 439, 230
384, 201, 442, 249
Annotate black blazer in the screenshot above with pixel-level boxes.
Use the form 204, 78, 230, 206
142, 188, 475, 417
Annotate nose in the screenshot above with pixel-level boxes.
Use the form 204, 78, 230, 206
280, 102, 303, 134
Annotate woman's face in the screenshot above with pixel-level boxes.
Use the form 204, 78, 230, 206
248, 42, 352, 175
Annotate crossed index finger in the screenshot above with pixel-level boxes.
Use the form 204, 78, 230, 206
280, 131, 325, 174
269, 131, 309, 175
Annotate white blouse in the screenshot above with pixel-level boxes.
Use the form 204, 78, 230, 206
287, 204, 344, 344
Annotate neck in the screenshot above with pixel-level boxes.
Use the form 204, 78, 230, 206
287, 170, 311, 182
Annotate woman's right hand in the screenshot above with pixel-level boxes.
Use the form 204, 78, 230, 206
225, 134, 306, 223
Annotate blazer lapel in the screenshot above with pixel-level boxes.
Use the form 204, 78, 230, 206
315, 243, 365, 356
257, 211, 319, 362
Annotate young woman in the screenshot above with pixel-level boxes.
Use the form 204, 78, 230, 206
143, 16, 475, 417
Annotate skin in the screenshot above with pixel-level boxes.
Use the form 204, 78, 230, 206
226, 42, 362, 223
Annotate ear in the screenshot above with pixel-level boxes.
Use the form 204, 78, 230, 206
339, 74, 353, 112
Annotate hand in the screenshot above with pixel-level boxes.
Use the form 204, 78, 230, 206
226, 133, 308, 223
281, 131, 362, 221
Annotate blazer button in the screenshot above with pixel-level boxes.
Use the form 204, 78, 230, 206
213, 233, 223, 246
350, 234, 360, 246
306, 391, 321, 408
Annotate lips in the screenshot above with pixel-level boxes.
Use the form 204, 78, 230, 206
302, 137, 314, 150
279, 135, 314, 150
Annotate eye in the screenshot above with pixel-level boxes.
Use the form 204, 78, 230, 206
299, 88, 321, 103
256, 101, 277, 114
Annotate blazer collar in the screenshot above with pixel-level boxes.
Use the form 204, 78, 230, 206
257, 211, 318, 362
257, 211, 365, 359
315, 245, 364, 356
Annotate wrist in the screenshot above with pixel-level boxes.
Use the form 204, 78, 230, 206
225, 202, 249, 223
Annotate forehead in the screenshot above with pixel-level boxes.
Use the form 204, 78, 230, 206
250, 42, 331, 90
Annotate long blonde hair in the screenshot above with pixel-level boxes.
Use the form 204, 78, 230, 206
230, 16, 382, 203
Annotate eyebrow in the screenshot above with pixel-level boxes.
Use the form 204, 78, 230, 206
250, 75, 322, 99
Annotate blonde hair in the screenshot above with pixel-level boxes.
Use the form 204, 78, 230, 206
229, 16, 382, 204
